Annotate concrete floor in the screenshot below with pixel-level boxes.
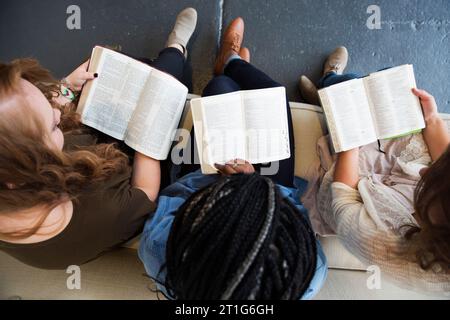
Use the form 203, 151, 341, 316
1, 0, 449, 112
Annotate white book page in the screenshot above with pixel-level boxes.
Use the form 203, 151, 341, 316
194, 92, 246, 167
364, 65, 425, 139
124, 69, 188, 160
320, 79, 378, 152
79, 48, 150, 140
241, 87, 290, 163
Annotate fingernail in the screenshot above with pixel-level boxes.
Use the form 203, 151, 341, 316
94, 73, 98, 78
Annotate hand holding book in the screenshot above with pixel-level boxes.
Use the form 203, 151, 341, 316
412, 88, 439, 123
335, 87, 436, 154
412, 88, 450, 161
334, 87, 450, 188
64, 60, 97, 92
214, 159, 255, 175
190, 87, 291, 174
318, 65, 425, 153
77, 46, 188, 160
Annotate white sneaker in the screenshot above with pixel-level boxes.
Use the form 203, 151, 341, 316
166, 7, 198, 58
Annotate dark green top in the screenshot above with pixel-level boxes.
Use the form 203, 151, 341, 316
0, 127, 155, 269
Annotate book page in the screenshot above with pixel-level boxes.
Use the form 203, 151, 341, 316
319, 79, 378, 152
241, 87, 290, 163
78, 47, 150, 140
364, 65, 425, 139
124, 69, 188, 160
192, 92, 247, 168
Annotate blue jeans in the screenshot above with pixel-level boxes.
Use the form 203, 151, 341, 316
318, 66, 393, 88
318, 72, 361, 89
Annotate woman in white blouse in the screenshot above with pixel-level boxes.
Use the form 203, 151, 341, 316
300, 47, 450, 293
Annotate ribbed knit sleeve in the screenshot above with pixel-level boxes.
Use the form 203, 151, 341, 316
328, 182, 450, 294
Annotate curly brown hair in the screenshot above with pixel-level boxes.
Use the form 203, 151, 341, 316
0, 59, 129, 239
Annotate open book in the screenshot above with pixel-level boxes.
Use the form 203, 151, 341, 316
190, 87, 291, 174
77, 46, 188, 160
318, 64, 425, 153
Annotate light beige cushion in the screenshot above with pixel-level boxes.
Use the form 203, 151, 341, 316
290, 102, 327, 180
289, 103, 367, 270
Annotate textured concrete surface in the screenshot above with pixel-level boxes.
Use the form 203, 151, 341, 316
0, 0, 221, 94
223, 0, 450, 113
1, 0, 449, 112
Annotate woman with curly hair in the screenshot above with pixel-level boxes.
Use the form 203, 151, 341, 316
0, 8, 197, 269
300, 47, 450, 292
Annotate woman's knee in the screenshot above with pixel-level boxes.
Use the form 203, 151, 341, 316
320, 72, 360, 88
202, 75, 239, 97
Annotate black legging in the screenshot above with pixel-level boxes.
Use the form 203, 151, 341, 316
140, 47, 192, 91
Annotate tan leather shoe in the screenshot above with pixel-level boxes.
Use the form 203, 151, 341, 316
239, 47, 250, 63
214, 17, 245, 75
323, 46, 348, 75
299, 76, 320, 105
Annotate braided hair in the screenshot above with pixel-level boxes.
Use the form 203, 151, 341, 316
164, 173, 317, 300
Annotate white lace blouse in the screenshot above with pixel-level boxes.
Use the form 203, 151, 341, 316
307, 133, 450, 293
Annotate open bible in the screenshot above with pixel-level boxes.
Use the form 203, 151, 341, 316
318, 64, 425, 153
190, 87, 291, 174
77, 46, 188, 160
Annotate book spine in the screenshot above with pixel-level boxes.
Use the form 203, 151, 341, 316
318, 90, 341, 153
